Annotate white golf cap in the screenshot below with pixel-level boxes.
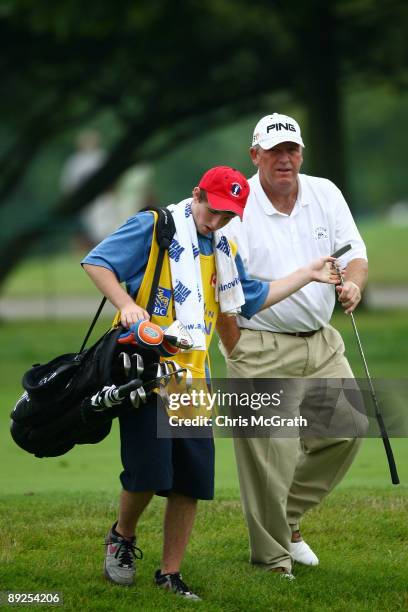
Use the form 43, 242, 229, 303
252, 113, 305, 149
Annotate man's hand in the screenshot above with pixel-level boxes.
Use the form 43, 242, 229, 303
336, 280, 361, 314
216, 313, 241, 357
309, 256, 340, 284
336, 258, 368, 314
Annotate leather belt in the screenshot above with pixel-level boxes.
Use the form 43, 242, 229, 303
278, 328, 322, 338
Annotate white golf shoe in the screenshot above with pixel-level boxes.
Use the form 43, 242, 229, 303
289, 540, 319, 566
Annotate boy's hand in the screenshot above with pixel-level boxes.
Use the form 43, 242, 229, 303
120, 303, 150, 328
309, 256, 340, 284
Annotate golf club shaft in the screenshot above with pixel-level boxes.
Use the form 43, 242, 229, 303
337, 267, 400, 484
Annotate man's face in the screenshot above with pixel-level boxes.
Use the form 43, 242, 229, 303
191, 188, 237, 236
250, 141, 303, 194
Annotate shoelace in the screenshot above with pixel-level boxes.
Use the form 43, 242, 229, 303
107, 538, 143, 567
168, 573, 192, 594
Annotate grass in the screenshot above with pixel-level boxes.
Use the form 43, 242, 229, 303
360, 220, 408, 285
1, 251, 93, 298
1, 490, 408, 611
1, 219, 407, 299
1, 314, 407, 610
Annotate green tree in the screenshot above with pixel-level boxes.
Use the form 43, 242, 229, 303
1, 0, 408, 287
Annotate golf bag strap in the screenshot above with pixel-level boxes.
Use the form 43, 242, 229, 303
79, 207, 175, 351
79, 297, 107, 352
140, 206, 176, 316
146, 246, 165, 316
140, 205, 175, 249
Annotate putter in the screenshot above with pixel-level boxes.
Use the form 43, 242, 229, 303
333, 244, 400, 485
331, 244, 352, 259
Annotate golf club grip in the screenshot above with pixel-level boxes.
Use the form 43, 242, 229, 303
117, 378, 143, 397
376, 412, 400, 484
330, 244, 352, 259
381, 435, 400, 485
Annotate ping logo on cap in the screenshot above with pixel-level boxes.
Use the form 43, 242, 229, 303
266, 122, 296, 133
231, 183, 242, 197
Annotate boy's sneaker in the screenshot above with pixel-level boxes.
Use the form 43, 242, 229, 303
154, 569, 201, 600
104, 522, 143, 586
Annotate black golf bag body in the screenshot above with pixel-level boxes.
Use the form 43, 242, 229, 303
10, 327, 160, 458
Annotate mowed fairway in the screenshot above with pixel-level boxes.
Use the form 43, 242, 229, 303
1, 313, 408, 610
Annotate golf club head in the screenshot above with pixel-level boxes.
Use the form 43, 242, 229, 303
159, 387, 170, 410
130, 389, 140, 409
131, 352, 144, 377
164, 360, 182, 383
161, 361, 171, 377
169, 361, 185, 384
164, 320, 194, 350
185, 368, 193, 390
155, 363, 167, 386
119, 352, 131, 378
137, 386, 147, 403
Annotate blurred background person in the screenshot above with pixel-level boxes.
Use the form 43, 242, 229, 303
60, 128, 116, 249
61, 129, 156, 249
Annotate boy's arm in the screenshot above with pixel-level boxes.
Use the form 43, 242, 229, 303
217, 255, 339, 356
261, 256, 338, 310
83, 264, 149, 327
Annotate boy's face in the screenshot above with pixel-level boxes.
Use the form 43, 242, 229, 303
191, 188, 236, 236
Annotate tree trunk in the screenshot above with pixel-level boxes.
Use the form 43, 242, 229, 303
297, 1, 349, 203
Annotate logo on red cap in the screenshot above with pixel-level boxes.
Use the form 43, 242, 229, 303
231, 183, 242, 197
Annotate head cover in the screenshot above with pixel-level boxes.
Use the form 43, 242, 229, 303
252, 113, 305, 150
198, 166, 249, 220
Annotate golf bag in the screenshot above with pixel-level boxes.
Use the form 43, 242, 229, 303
10, 206, 176, 458
10, 327, 132, 457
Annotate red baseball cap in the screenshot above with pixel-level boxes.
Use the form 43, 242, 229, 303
198, 166, 249, 220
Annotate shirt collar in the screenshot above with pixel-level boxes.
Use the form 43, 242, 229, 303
252, 172, 309, 215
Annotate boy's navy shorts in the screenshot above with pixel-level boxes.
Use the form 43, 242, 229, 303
119, 396, 214, 500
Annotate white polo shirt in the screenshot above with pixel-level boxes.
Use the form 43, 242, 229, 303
224, 172, 367, 332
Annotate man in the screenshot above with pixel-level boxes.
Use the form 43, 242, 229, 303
217, 114, 368, 579
82, 165, 338, 599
